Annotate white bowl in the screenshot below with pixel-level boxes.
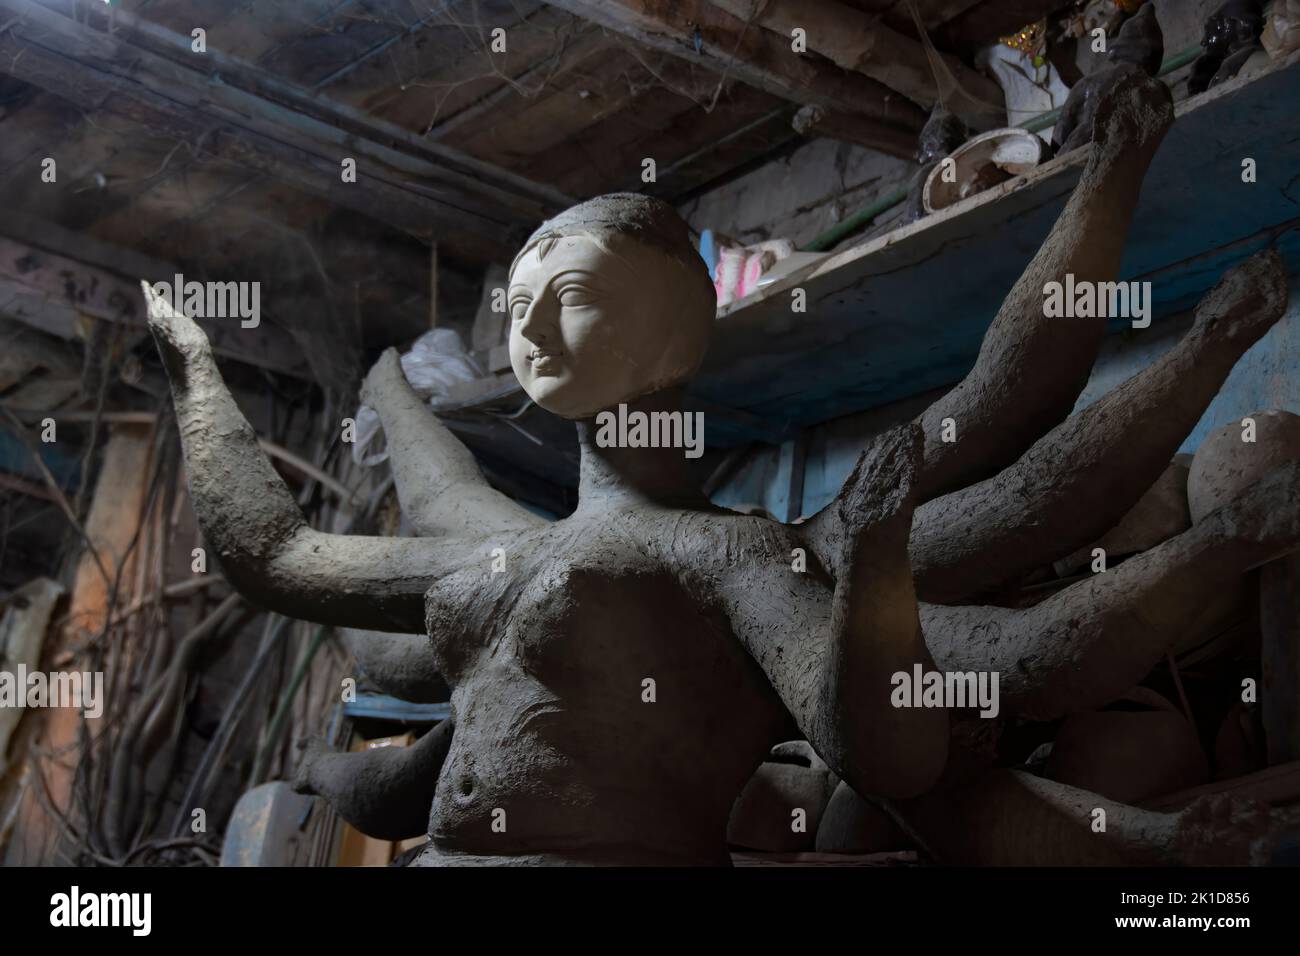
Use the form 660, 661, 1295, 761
923, 128, 1046, 214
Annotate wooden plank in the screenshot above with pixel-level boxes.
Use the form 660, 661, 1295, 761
425, 24, 610, 139
200, 0, 346, 64
0, 226, 312, 378
343, 694, 451, 723
526, 72, 756, 195
309, 3, 485, 92
251, 0, 358, 67
1, 213, 172, 284
542, 0, 927, 134
76, 161, 255, 252
0, 236, 146, 324
691, 56, 1300, 439
0, 317, 77, 390
453, 51, 800, 195
793, 104, 918, 157
255, 0, 431, 89
0, 98, 118, 221
0, 29, 486, 241
709, 0, 1003, 115
106, 0, 345, 64
445, 45, 649, 161
0, 115, 214, 241
0, 89, 82, 172
322, 1, 563, 125
3, 424, 153, 866
0, 0, 571, 245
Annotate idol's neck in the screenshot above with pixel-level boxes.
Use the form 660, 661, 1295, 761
574, 387, 708, 511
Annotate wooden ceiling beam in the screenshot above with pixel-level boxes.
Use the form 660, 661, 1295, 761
709, 0, 1004, 118
792, 104, 920, 157
427, 25, 612, 140
0, 0, 572, 253
0, 219, 311, 379
543, 0, 928, 140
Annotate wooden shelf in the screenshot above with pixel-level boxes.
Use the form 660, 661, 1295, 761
691, 54, 1300, 447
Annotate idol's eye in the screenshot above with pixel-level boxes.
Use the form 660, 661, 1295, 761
509, 297, 532, 321
557, 284, 602, 308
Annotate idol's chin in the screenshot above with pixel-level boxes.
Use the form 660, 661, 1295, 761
521, 375, 591, 420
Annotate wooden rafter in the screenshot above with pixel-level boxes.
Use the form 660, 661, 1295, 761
0, 0, 573, 252
709, 0, 1004, 117
0, 214, 312, 379
792, 104, 919, 156
426, 24, 612, 139
542, 0, 928, 148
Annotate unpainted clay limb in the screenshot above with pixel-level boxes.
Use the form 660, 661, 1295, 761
900, 769, 1295, 865
146, 283, 478, 634
360, 349, 545, 537
706, 426, 948, 799
912, 249, 1291, 603
293, 719, 454, 841
924, 461, 1300, 720
341, 627, 449, 703
915, 71, 1175, 501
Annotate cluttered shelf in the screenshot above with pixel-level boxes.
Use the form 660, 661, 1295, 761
692, 52, 1300, 447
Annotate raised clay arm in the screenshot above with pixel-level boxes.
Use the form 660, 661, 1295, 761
924, 460, 1300, 719
915, 71, 1174, 500
359, 349, 544, 538
712, 426, 948, 799
911, 249, 1290, 602
146, 282, 476, 634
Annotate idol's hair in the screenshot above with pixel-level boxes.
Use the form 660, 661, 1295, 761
510, 193, 708, 281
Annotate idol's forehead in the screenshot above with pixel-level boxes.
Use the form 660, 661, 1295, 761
508, 232, 669, 292
508, 234, 608, 287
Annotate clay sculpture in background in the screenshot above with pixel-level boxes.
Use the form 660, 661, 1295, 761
1189, 0, 1267, 94
1053, 2, 1163, 154
149, 69, 1300, 866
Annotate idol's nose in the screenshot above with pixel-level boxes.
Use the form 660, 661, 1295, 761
517, 292, 559, 347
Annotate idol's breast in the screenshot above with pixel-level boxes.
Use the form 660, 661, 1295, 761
425, 547, 787, 859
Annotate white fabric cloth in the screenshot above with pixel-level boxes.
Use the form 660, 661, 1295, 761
977, 43, 1071, 142
352, 328, 483, 466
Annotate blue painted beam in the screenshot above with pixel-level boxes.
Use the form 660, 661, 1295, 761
344, 693, 450, 724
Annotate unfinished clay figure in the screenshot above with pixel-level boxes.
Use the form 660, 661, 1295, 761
1053, 3, 1163, 155
1189, 0, 1267, 94
149, 70, 1300, 866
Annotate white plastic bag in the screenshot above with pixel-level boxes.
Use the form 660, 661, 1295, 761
352, 328, 483, 467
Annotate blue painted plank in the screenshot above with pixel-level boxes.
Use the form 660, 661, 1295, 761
344, 694, 450, 724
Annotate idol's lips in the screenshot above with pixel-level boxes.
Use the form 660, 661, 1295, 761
529, 349, 562, 368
